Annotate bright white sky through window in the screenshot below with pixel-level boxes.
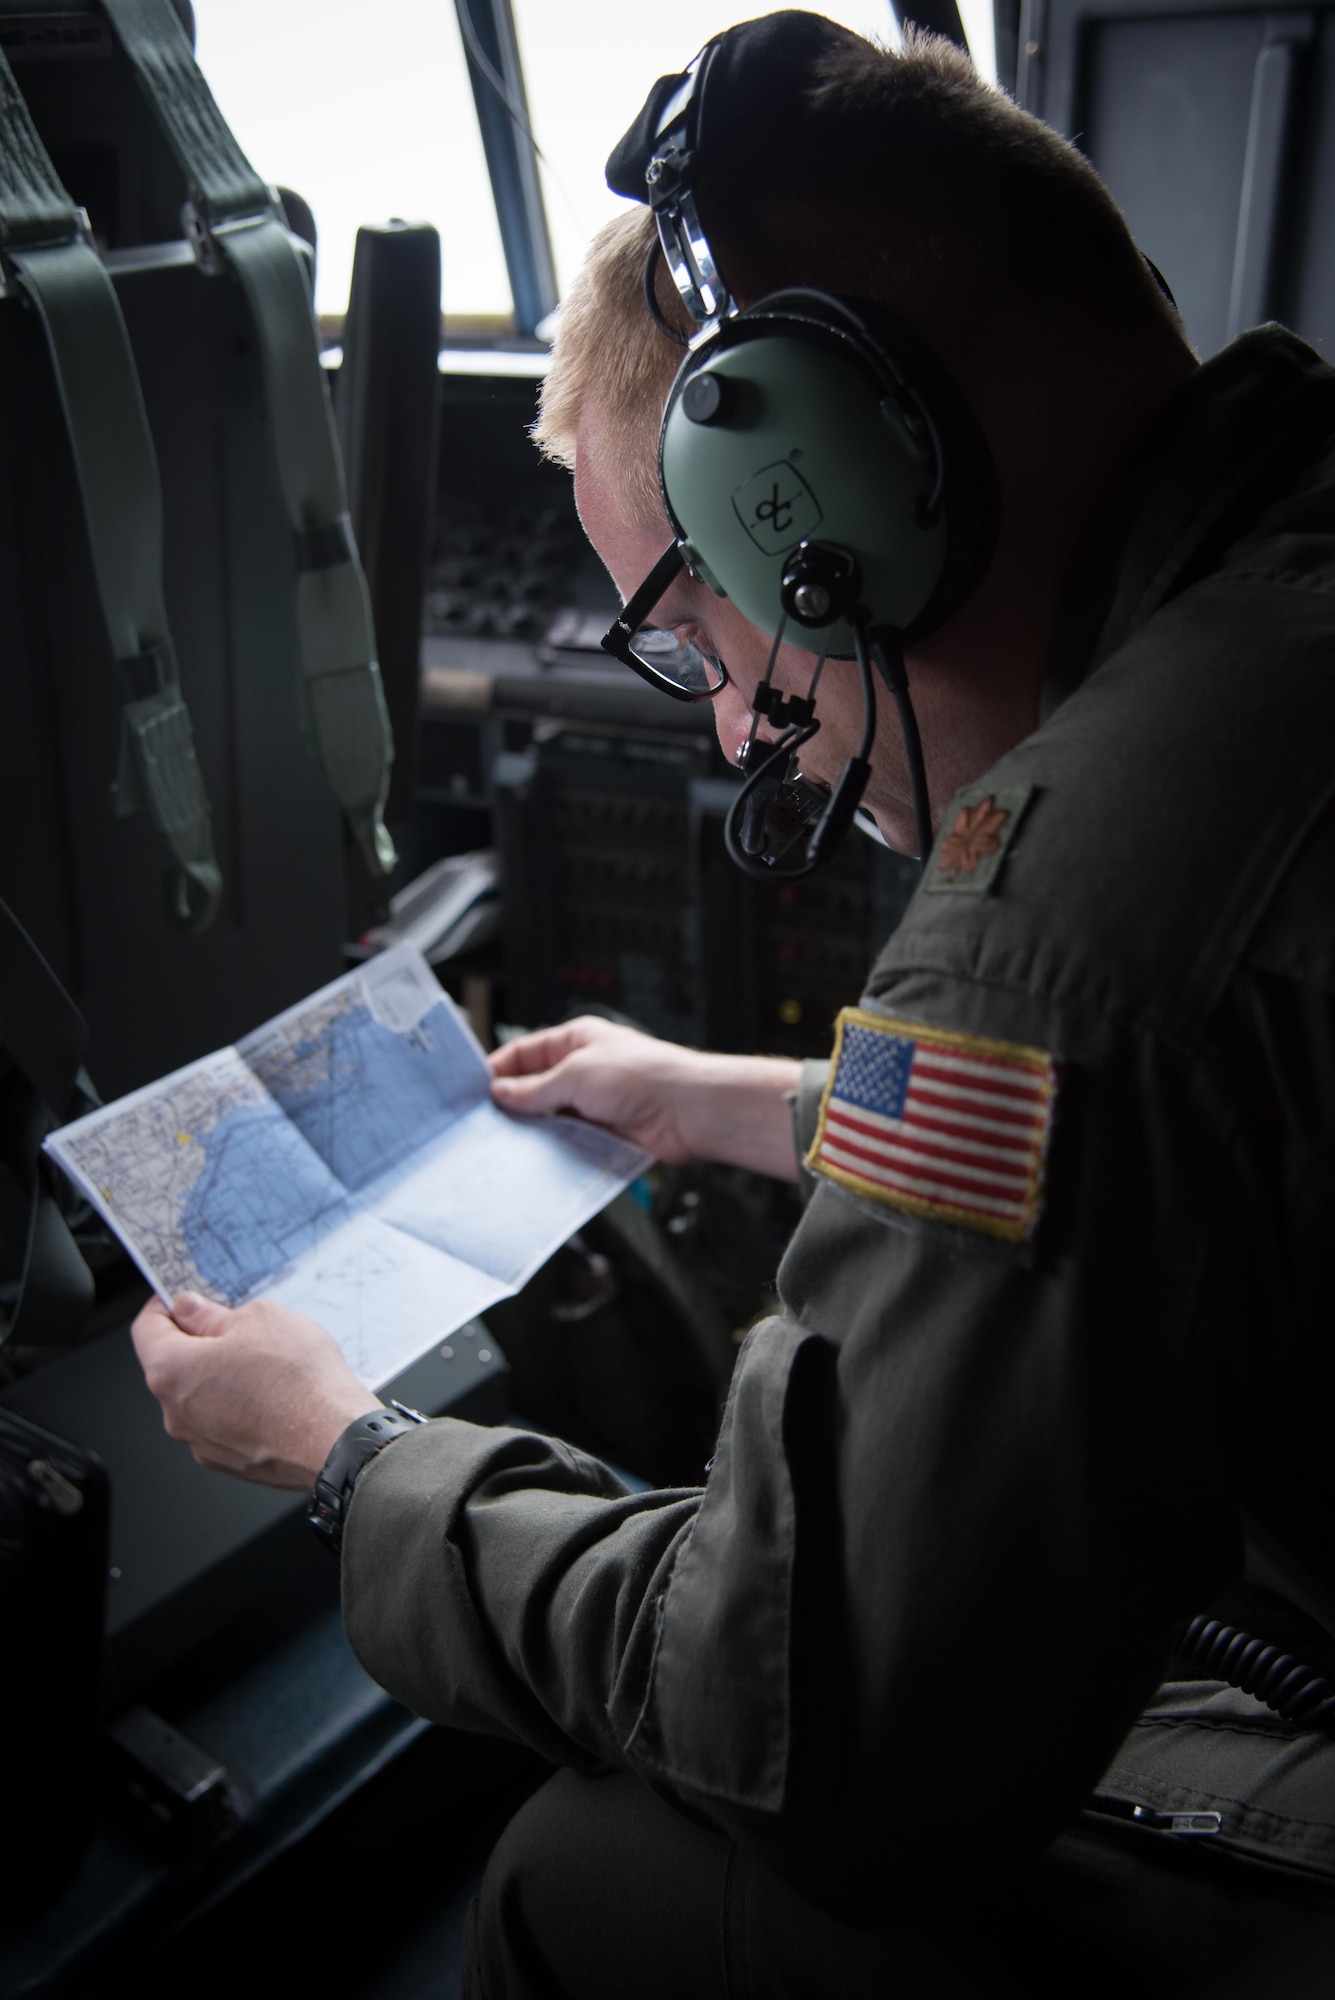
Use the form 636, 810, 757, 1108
192, 3, 996, 327
192, 0, 512, 324
516, 2, 990, 298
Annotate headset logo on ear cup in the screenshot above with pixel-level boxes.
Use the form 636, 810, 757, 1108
732, 461, 823, 553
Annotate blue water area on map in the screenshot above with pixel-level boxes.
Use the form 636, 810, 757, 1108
179, 1099, 351, 1304
253, 999, 488, 1194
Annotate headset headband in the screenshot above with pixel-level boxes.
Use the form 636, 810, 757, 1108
606, 12, 867, 329
608, 13, 1181, 327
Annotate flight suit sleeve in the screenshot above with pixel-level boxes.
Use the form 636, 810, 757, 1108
341, 959, 1325, 1917
342, 1417, 702, 1768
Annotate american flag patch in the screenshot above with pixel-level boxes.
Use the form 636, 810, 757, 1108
807, 1008, 1058, 1244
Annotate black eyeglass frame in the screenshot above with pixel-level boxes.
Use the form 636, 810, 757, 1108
599, 542, 730, 703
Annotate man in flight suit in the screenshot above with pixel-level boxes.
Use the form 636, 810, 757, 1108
133, 14, 1335, 1993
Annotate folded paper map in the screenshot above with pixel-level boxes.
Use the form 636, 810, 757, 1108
45, 946, 650, 1387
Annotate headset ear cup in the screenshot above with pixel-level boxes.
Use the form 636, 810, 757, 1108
657, 291, 999, 650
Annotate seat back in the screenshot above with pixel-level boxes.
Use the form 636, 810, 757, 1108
337, 220, 443, 838
0, 1, 367, 1094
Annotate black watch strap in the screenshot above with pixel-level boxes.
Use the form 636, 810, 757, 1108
308, 1400, 428, 1553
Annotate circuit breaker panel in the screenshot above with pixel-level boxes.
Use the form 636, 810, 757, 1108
494, 724, 917, 1054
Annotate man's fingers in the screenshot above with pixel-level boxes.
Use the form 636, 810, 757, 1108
170, 1290, 233, 1338
488, 1023, 585, 1080
131, 1295, 192, 1370
131, 1292, 236, 1407
491, 1062, 573, 1115
488, 1016, 631, 1080
133, 1295, 176, 1336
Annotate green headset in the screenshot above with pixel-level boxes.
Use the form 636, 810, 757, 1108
606, 12, 1001, 877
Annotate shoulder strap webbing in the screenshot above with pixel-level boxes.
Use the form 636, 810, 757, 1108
0, 49, 221, 931
100, 0, 398, 877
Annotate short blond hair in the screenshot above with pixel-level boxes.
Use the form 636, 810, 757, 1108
535, 208, 685, 521
534, 29, 1172, 519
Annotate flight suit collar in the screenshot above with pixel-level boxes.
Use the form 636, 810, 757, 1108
1042, 325, 1335, 718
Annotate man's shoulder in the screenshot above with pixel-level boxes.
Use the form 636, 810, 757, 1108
873, 566, 1335, 1059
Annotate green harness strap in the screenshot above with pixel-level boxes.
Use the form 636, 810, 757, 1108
0, 48, 221, 932
100, 0, 398, 878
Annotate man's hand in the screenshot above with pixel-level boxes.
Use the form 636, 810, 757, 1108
132, 1293, 383, 1490
489, 1017, 803, 1180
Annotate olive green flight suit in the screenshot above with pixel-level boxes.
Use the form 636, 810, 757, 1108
342, 327, 1335, 1945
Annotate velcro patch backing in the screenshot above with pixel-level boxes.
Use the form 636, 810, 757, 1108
807, 1008, 1058, 1243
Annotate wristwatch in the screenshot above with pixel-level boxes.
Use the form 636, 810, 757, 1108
307, 1401, 428, 1553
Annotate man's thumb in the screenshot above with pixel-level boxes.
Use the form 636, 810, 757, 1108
491, 1070, 557, 1115
172, 1291, 230, 1337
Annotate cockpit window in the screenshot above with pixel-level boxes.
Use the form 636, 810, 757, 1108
193, 0, 511, 330
193, 3, 995, 337
510, 3, 930, 301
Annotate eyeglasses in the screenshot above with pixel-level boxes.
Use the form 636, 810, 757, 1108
600, 543, 729, 702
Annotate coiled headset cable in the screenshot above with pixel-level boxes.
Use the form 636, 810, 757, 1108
1089, 1599, 1335, 1843
1177, 1611, 1335, 1733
